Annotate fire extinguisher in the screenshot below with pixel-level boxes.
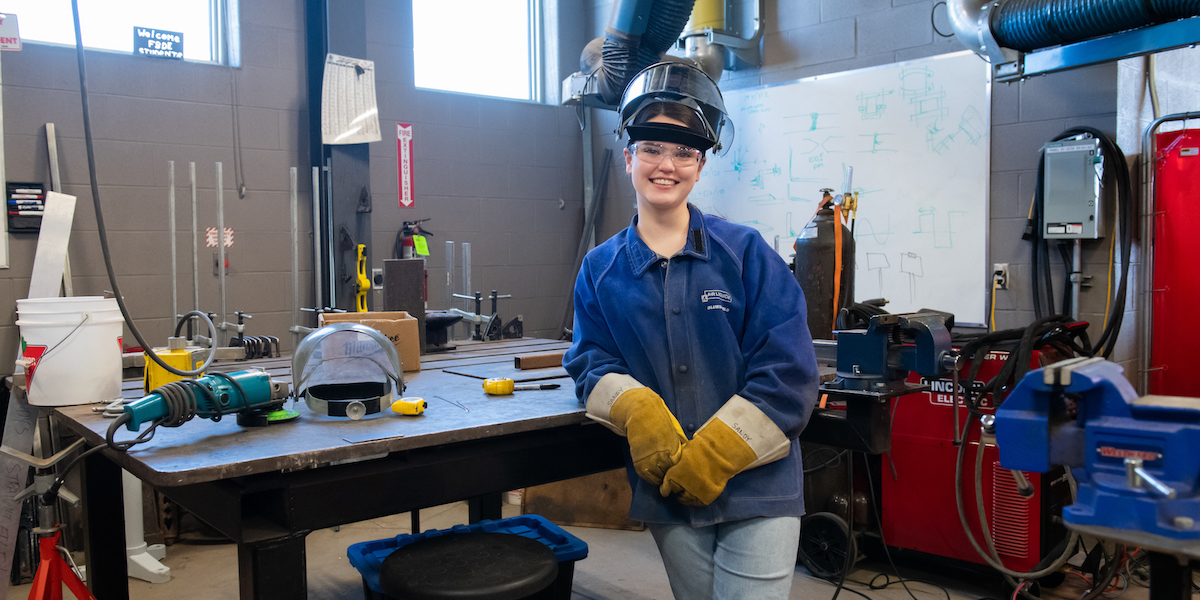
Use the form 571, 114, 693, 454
395, 218, 431, 259
393, 218, 432, 302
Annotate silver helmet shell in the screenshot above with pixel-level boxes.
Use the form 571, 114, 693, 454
616, 61, 732, 155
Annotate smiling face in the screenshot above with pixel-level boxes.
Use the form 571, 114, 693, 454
625, 115, 706, 217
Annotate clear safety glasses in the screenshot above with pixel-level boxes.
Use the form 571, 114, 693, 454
632, 141, 703, 167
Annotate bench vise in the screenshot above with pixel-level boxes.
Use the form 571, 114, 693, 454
995, 357, 1200, 543
802, 311, 956, 453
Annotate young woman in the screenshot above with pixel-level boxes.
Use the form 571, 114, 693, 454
563, 62, 820, 600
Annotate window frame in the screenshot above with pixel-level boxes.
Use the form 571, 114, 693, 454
6, 0, 240, 67
411, 0, 549, 103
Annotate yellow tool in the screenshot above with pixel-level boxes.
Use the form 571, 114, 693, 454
143, 340, 205, 393
482, 378, 562, 395
391, 397, 427, 415
355, 244, 370, 312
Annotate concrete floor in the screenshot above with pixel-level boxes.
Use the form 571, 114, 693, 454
9, 502, 1156, 600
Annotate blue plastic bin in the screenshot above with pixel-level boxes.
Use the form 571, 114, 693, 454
348, 514, 588, 600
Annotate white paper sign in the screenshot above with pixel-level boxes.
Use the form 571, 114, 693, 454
321, 54, 382, 145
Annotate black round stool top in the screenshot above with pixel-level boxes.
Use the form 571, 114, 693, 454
379, 532, 558, 600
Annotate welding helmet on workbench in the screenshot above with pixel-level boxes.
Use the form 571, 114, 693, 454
291, 322, 406, 420
616, 61, 733, 155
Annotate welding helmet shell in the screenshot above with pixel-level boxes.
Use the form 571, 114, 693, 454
617, 61, 732, 155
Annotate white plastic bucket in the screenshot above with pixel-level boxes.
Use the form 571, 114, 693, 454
16, 297, 124, 407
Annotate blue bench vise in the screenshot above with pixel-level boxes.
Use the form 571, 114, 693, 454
995, 357, 1200, 543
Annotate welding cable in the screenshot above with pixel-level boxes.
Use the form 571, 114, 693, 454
812, 577, 876, 600
860, 574, 951, 600
952, 416, 1080, 582
859, 453, 925, 600
69, 0, 217, 379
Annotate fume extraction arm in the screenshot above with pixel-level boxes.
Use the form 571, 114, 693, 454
563, 0, 762, 108
947, 0, 1200, 81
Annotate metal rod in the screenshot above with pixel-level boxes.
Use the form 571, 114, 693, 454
45, 123, 72, 296
217, 162, 227, 346
952, 357, 962, 445
445, 240, 455, 311
191, 162, 200, 312
461, 242, 472, 341
581, 110, 595, 251
290, 167, 300, 351
1071, 238, 1082, 320
169, 161, 177, 324
325, 161, 335, 309
311, 166, 322, 312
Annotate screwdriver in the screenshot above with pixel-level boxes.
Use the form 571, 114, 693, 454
482, 378, 561, 395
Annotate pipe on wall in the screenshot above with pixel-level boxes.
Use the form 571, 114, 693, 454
681, 0, 726, 81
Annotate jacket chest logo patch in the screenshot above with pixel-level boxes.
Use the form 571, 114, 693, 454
701, 289, 732, 312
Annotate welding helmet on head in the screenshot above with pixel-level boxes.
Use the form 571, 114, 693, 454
616, 61, 733, 155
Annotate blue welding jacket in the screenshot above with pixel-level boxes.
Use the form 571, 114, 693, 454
564, 203, 819, 526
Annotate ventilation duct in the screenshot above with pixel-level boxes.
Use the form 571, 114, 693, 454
948, 0, 1200, 81
587, 0, 697, 106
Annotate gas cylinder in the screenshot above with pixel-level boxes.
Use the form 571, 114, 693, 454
793, 207, 854, 340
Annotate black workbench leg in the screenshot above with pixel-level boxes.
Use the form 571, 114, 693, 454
238, 530, 309, 600
1148, 551, 1192, 600
468, 493, 503, 522
81, 451, 128, 600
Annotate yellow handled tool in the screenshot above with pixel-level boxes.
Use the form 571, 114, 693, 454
355, 244, 370, 312
482, 378, 561, 395
391, 397, 427, 415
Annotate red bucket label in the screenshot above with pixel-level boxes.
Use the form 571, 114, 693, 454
21, 344, 47, 383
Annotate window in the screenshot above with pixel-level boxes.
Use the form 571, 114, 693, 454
3, 0, 239, 65
411, 0, 543, 101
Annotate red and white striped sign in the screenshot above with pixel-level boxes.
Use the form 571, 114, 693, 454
397, 123, 414, 208
206, 227, 234, 247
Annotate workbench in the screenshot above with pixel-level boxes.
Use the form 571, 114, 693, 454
52, 338, 626, 600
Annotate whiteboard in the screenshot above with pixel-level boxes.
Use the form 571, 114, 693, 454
691, 51, 991, 324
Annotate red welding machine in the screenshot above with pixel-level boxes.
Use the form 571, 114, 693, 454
881, 349, 1070, 572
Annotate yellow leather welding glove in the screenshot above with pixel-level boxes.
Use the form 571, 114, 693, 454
660, 395, 791, 506
585, 373, 688, 485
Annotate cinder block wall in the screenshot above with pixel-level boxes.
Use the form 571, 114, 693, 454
0, 1, 312, 370
0, 0, 589, 374
585, 1, 1146, 383
364, 0, 588, 341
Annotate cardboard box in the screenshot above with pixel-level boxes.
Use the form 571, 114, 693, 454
318, 311, 421, 373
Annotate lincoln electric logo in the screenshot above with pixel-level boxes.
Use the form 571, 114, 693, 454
1098, 446, 1160, 462
701, 289, 732, 312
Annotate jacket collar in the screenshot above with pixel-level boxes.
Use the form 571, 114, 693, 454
624, 203, 711, 277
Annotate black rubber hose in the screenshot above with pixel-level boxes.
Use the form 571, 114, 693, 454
992, 0, 1199, 53
598, 28, 641, 105
71, 0, 216, 378
636, 0, 697, 71
596, 0, 698, 106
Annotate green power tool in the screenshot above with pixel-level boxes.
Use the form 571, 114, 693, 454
111, 368, 292, 449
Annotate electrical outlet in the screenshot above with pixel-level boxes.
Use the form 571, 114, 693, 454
993, 263, 1009, 290
371, 267, 384, 290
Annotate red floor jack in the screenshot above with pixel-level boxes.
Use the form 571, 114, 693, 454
9, 438, 97, 600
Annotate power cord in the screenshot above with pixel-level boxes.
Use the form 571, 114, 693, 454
859, 452, 924, 600
70, 0, 217, 379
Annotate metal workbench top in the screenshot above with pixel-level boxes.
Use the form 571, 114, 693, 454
53, 338, 583, 488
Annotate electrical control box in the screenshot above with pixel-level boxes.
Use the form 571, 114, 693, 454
1042, 137, 1102, 239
